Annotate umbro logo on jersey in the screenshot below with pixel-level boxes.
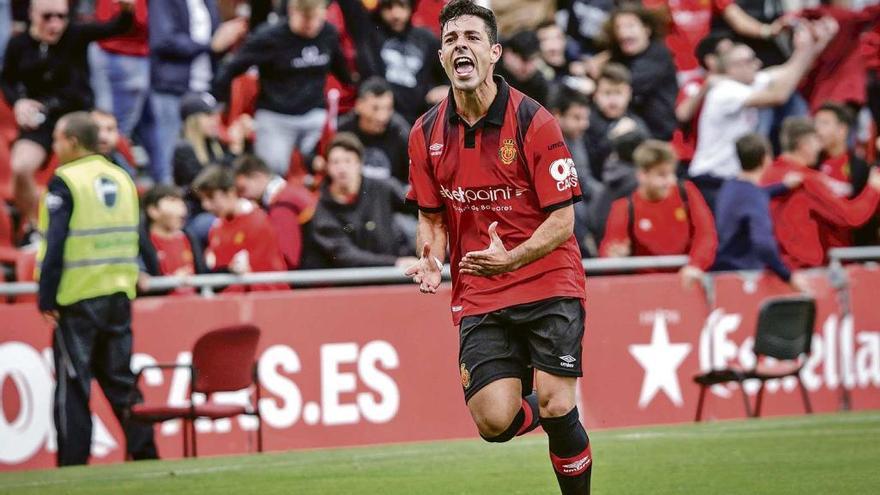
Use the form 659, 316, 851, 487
430, 143, 444, 156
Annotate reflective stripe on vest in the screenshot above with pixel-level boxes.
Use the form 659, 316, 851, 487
36, 154, 140, 306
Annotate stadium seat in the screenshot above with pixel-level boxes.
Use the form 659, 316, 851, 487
128, 324, 263, 458
693, 296, 816, 421
13, 250, 36, 304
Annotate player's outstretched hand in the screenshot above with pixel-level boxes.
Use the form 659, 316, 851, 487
460, 222, 517, 277
405, 243, 442, 294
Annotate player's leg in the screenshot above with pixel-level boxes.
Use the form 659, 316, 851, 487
519, 297, 592, 494
536, 372, 592, 494
10, 138, 47, 222
460, 312, 540, 443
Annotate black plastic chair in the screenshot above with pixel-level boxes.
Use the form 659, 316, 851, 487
694, 296, 816, 421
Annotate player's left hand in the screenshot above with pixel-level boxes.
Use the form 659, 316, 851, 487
460, 222, 517, 277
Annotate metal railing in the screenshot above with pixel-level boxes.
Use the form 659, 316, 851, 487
0, 255, 691, 296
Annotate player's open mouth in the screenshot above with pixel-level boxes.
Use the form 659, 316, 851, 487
454, 56, 475, 77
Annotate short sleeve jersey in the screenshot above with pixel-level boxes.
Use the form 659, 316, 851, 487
407, 77, 586, 324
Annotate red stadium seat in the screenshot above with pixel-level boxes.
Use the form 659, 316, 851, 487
0, 97, 17, 200
693, 296, 816, 421
13, 250, 37, 304
129, 324, 263, 457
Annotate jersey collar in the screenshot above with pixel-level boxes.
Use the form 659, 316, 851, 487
445, 75, 510, 128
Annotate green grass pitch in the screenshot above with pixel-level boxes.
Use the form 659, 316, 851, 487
2, 411, 878, 494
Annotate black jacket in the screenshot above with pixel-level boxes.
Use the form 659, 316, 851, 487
213, 21, 352, 115
337, 0, 445, 123
337, 111, 411, 187
302, 177, 411, 268
1, 11, 133, 117
611, 40, 678, 141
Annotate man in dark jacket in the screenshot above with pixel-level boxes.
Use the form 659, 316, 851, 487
337, 0, 448, 124
213, 0, 353, 176
149, 0, 246, 185
302, 132, 416, 269
1, 0, 133, 222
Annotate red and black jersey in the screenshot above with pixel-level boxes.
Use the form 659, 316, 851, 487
407, 76, 586, 324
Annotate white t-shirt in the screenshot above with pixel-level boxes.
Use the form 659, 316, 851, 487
187, 0, 213, 92
689, 72, 771, 179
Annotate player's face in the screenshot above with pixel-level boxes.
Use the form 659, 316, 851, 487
556, 105, 590, 139
440, 15, 501, 92
638, 162, 677, 201
614, 13, 650, 57
594, 80, 631, 120
814, 110, 847, 151
92, 113, 119, 155
30, 0, 69, 45
356, 92, 394, 135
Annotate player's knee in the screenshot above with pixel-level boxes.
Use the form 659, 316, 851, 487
475, 413, 517, 442
539, 394, 576, 419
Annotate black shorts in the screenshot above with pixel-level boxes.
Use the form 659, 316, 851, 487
458, 297, 585, 403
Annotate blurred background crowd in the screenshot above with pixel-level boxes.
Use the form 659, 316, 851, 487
1, 0, 880, 295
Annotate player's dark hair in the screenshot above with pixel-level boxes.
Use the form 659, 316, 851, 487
58, 111, 100, 152
358, 76, 393, 99
327, 132, 365, 161
598, 63, 632, 86
780, 117, 817, 153
233, 154, 273, 177
736, 133, 771, 172
439, 0, 498, 45
548, 86, 590, 115
634, 139, 677, 172
193, 165, 236, 196
143, 184, 184, 212
816, 101, 855, 129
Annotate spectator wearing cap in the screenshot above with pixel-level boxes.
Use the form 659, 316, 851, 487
233, 154, 316, 270
213, 0, 353, 177
713, 133, 805, 289
814, 103, 878, 247
172, 92, 249, 242
1, 0, 134, 222
302, 132, 417, 269
603, 3, 678, 141
496, 30, 550, 107
337, 0, 447, 124
336, 77, 411, 189
149, 0, 248, 185
761, 117, 880, 268
586, 63, 649, 179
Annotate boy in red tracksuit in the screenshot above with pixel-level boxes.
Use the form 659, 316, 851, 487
141, 184, 204, 295
193, 165, 289, 291
761, 117, 880, 268
601, 140, 718, 288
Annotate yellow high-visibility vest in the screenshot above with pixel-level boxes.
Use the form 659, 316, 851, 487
37, 154, 140, 306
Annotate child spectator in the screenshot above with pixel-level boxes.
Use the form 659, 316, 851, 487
212, 0, 353, 176
192, 165, 288, 290
139, 185, 206, 295
762, 117, 880, 268
601, 140, 717, 288
336, 77, 411, 188
586, 63, 649, 178
604, 3, 678, 141
814, 102, 878, 247
713, 133, 806, 289
233, 154, 316, 270
302, 133, 416, 269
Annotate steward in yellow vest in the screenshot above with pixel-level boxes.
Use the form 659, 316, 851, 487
37, 112, 157, 466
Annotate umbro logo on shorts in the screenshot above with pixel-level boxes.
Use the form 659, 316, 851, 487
560, 355, 576, 368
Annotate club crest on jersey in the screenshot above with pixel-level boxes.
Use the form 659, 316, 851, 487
460, 363, 471, 389
499, 138, 517, 165
93, 175, 119, 208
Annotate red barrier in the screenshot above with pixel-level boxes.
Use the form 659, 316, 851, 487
2, 271, 879, 471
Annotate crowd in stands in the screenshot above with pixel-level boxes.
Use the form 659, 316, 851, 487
2, 0, 880, 295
